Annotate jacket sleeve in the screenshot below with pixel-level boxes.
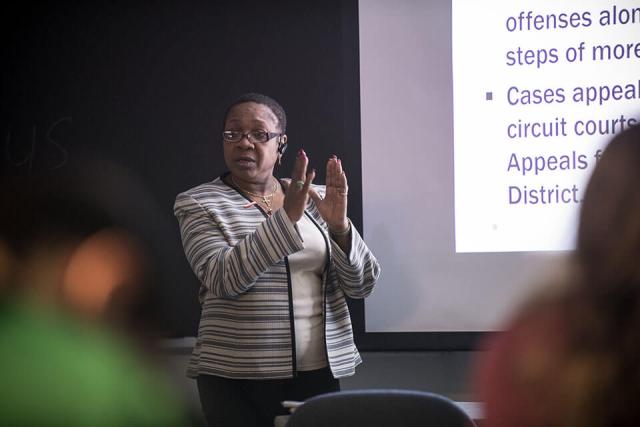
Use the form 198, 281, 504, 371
174, 192, 304, 299
329, 219, 381, 299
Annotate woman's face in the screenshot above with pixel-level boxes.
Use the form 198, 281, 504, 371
223, 102, 281, 184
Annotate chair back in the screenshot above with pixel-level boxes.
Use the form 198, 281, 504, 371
286, 389, 477, 427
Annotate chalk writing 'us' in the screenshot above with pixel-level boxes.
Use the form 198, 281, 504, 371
4, 117, 71, 175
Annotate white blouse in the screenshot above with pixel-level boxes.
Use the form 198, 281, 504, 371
288, 213, 328, 371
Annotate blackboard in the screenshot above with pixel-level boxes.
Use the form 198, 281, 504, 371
1, 0, 363, 337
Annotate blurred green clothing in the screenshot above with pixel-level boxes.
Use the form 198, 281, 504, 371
0, 299, 187, 427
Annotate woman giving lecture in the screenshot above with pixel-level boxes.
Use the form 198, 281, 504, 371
174, 93, 380, 427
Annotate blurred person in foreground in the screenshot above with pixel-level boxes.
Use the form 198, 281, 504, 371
174, 93, 381, 426
474, 124, 640, 427
0, 162, 191, 426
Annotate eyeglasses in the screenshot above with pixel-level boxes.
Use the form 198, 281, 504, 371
222, 130, 281, 144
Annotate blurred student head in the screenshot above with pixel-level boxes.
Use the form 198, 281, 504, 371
577, 124, 640, 291
0, 157, 192, 426
0, 156, 167, 335
475, 124, 640, 427
567, 124, 640, 426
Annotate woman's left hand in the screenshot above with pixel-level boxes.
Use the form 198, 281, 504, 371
309, 155, 349, 233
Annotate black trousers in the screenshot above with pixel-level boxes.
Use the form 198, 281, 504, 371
196, 367, 340, 427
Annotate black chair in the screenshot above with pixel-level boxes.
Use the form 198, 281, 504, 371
285, 389, 477, 427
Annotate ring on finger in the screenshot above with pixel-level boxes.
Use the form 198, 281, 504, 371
295, 180, 305, 190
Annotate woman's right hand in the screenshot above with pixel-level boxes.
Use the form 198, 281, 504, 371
283, 149, 315, 222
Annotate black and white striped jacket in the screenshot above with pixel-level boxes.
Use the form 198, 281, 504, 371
174, 175, 380, 379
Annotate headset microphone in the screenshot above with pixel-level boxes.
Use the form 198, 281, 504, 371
277, 136, 288, 154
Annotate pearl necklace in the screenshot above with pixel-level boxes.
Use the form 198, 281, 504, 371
231, 176, 278, 215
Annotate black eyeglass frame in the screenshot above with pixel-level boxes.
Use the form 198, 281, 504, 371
222, 130, 282, 144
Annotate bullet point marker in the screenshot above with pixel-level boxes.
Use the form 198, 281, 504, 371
485, 91, 493, 101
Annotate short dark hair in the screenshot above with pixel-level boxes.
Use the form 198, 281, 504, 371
222, 93, 287, 132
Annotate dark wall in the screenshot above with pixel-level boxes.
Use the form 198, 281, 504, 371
1, 0, 363, 336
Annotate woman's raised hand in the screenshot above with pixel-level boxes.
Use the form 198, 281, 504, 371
283, 149, 315, 223
308, 155, 349, 233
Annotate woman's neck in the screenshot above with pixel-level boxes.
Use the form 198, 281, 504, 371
230, 174, 276, 196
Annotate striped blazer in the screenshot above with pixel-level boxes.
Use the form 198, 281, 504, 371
174, 175, 380, 379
